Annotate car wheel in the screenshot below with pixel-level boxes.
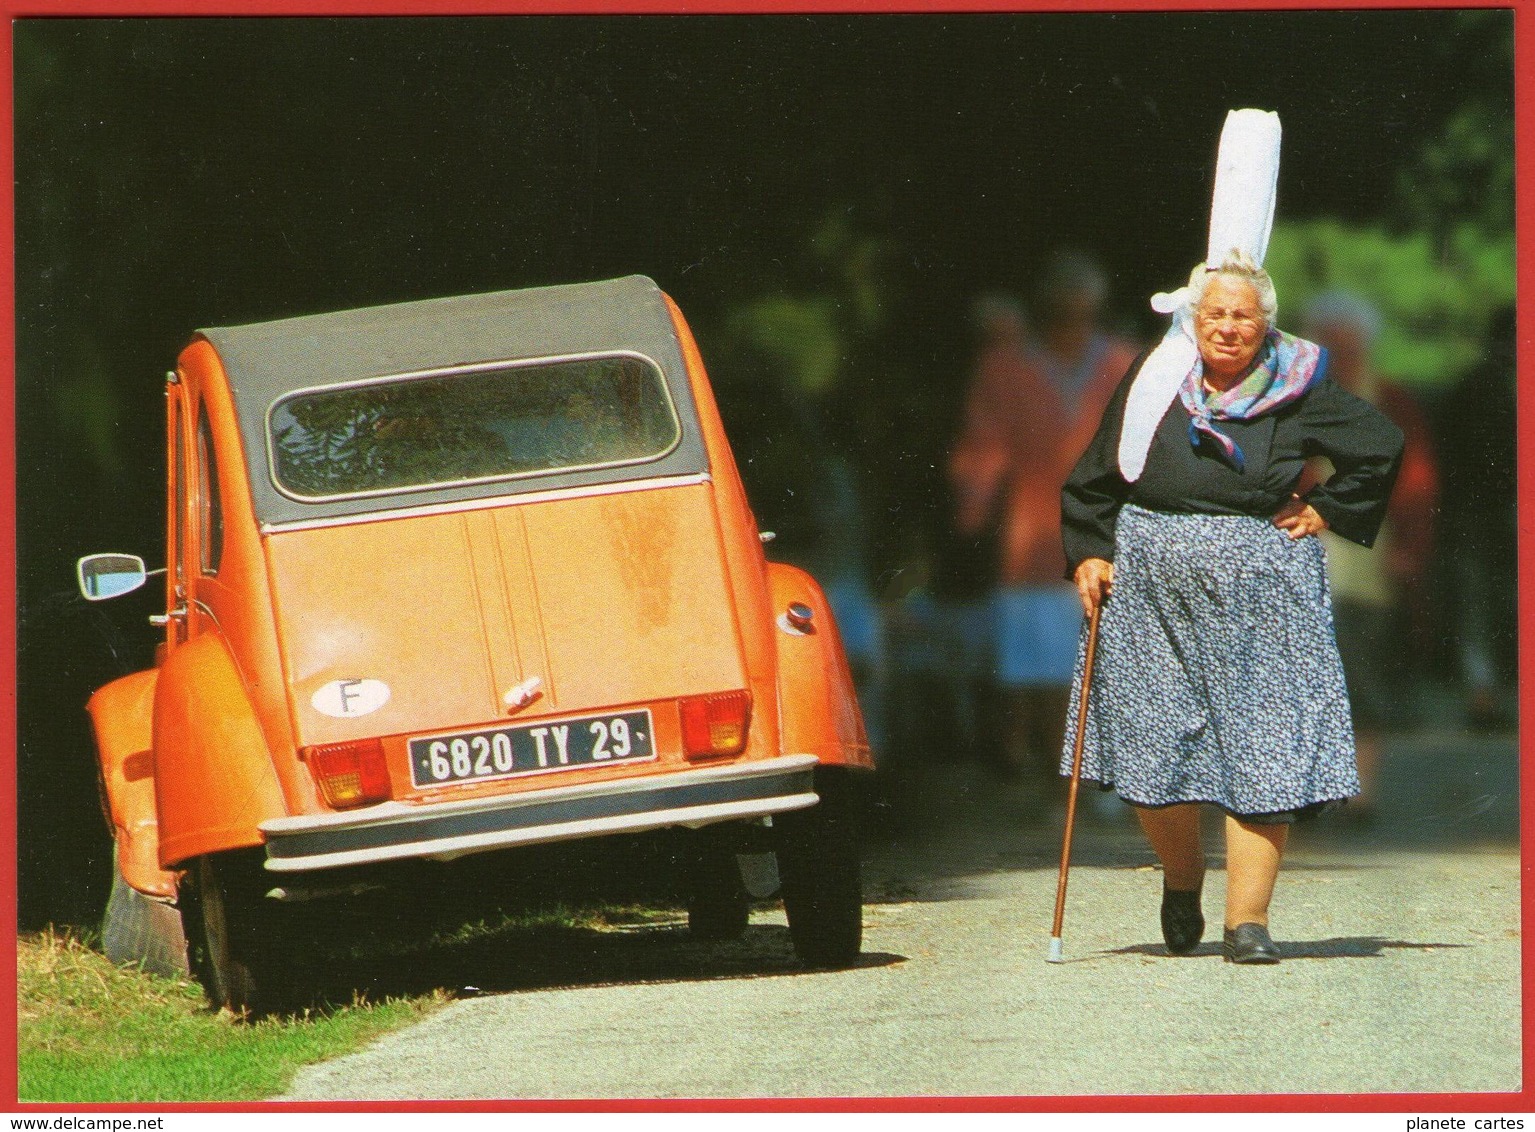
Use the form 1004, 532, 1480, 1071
775, 767, 864, 969
180, 850, 288, 1017
685, 833, 750, 942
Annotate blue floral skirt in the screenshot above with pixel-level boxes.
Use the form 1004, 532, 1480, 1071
1060, 504, 1360, 820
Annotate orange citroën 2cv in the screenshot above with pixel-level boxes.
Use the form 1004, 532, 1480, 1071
78, 276, 873, 1014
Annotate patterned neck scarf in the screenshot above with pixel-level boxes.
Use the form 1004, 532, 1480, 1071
1178, 328, 1326, 471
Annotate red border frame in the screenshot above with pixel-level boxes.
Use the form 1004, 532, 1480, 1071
0, 0, 1516, 11
2, 0, 1528, 1115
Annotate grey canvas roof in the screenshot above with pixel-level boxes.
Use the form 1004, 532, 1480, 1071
199, 275, 710, 527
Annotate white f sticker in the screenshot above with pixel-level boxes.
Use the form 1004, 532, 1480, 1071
312, 678, 391, 718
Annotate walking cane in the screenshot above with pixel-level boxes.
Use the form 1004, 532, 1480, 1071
1048, 597, 1103, 963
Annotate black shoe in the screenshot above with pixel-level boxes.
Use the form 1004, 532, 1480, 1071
1160, 886, 1204, 955
1223, 922, 1282, 964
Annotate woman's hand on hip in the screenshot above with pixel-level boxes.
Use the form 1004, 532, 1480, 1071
1074, 557, 1114, 617
1272, 495, 1328, 539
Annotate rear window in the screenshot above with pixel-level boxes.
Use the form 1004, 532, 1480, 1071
268, 353, 681, 501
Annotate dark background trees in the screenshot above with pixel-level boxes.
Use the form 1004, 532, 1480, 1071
15, 12, 1514, 928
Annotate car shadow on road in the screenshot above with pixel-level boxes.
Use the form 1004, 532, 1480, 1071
307, 919, 907, 1008
1097, 937, 1470, 960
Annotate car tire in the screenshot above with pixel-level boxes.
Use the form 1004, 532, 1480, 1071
179, 850, 289, 1017
775, 767, 864, 969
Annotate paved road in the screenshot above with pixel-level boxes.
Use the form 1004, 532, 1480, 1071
283, 730, 1521, 1100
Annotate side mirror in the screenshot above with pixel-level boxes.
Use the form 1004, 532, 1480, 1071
77, 553, 149, 601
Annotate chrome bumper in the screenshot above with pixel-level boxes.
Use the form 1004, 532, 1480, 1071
259, 754, 820, 873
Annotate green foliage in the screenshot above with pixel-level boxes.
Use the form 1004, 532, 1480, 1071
48, 348, 123, 478
724, 294, 844, 395
1267, 12, 1512, 390
1398, 102, 1515, 240
1393, 10, 1514, 242
809, 209, 893, 332
1260, 8, 1514, 388
1265, 219, 1514, 387
718, 206, 901, 397
18, 928, 441, 1103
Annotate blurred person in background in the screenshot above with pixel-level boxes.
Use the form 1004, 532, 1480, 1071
1300, 291, 1439, 816
949, 252, 1138, 792
1437, 304, 1518, 729
883, 294, 1027, 771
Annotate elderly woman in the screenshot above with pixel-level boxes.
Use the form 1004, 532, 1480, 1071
1059, 251, 1404, 964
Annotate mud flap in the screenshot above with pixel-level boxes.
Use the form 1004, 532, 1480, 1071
102, 849, 189, 978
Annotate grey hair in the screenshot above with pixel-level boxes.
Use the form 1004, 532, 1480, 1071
1302, 289, 1383, 345
1187, 249, 1278, 326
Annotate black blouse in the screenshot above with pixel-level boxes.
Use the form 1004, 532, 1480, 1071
1061, 350, 1406, 574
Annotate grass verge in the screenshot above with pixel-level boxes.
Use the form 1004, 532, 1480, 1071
18, 928, 445, 1103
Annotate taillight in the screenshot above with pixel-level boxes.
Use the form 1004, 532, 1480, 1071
680, 691, 752, 760
304, 738, 391, 809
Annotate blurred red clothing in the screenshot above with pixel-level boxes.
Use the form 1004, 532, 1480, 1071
950, 334, 1139, 585
1375, 383, 1438, 594
1299, 376, 1439, 644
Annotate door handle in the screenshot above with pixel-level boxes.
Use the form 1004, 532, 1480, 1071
149, 605, 188, 628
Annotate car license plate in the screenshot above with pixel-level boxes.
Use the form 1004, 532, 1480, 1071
408, 709, 655, 788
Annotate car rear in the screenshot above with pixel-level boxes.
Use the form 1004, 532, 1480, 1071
235, 297, 810, 872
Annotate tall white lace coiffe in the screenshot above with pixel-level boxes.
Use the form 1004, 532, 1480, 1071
1117, 109, 1284, 483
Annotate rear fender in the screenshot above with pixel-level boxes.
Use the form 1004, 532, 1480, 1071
87, 669, 178, 899
153, 633, 287, 868
766, 563, 873, 769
